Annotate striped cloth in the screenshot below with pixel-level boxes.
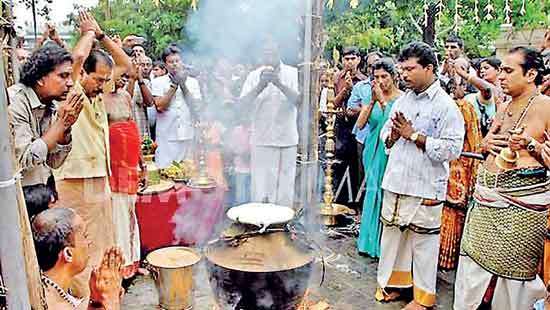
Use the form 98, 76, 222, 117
130, 80, 151, 139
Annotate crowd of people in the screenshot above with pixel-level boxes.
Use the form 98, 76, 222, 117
7, 10, 300, 309
4, 6, 550, 310
320, 33, 550, 309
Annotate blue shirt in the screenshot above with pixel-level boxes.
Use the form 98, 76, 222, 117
347, 80, 372, 143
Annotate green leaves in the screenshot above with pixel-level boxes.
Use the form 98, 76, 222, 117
64, 0, 548, 60
67, 0, 192, 57
324, 0, 549, 58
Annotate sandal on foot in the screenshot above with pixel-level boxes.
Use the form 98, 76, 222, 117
375, 287, 401, 303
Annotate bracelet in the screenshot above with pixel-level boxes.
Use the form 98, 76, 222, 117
169, 83, 178, 89
138, 80, 145, 86
96, 32, 106, 41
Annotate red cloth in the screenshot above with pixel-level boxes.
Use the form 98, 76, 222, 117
135, 185, 225, 254
109, 121, 140, 194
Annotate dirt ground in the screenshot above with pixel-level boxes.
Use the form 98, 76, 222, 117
122, 234, 455, 309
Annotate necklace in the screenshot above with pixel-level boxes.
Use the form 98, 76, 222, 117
500, 92, 539, 133
41, 274, 81, 308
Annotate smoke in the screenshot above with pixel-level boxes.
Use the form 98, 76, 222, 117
185, 0, 304, 64
163, 2, 324, 308
171, 187, 225, 246
166, 0, 309, 247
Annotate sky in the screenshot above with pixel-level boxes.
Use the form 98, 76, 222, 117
14, 0, 98, 33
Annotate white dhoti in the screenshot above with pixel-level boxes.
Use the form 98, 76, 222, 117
250, 145, 297, 207
112, 193, 141, 268
377, 190, 442, 307
155, 139, 193, 168
454, 255, 545, 310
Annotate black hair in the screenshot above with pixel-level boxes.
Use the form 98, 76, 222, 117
20, 45, 72, 87
470, 58, 483, 72
371, 58, 397, 77
153, 60, 167, 70
23, 178, 56, 220
342, 46, 360, 57
480, 57, 501, 70
398, 41, 438, 72
122, 47, 133, 57
161, 45, 182, 63
445, 34, 464, 49
508, 46, 545, 85
32, 208, 76, 271
131, 44, 146, 57
132, 43, 145, 51
83, 49, 114, 74
367, 51, 384, 61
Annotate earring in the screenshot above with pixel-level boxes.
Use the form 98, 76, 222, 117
64, 248, 72, 263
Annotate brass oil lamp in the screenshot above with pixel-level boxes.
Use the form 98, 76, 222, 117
495, 127, 524, 171
188, 121, 216, 190
318, 69, 354, 226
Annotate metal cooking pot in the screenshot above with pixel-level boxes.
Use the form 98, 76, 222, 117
146, 246, 201, 310
205, 222, 314, 310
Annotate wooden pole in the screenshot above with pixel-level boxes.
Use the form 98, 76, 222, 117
0, 56, 33, 310
0, 1, 46, 308
297, 0, 323, 224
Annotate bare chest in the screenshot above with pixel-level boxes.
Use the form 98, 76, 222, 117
496, 104, 547, 140
105, 93, 132, 122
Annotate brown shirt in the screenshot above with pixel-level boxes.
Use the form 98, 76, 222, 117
8, 83, 72, 187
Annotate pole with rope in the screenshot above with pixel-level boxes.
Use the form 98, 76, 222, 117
0, 0, 47, 308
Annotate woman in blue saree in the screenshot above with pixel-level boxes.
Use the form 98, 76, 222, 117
356, 59, 402, 257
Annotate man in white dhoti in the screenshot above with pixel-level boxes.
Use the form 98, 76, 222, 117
151, 45, 202, 168
454, 47, 550, 310
240, 40, 299, 207
377, 42, 464, 310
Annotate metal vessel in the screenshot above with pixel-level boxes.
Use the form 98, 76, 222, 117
146, 247, 201, 310
205, 205, 314, 309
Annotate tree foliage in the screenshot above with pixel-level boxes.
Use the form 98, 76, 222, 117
324, 0, 549, 58
63, 0, 549, 60
18, 0, 52, 20
67, 0, 194, 57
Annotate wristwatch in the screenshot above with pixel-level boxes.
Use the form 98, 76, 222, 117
527, 138, 537, 153
410, 132, 420, 142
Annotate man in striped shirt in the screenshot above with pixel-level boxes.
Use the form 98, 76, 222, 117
375, 42, 464, 310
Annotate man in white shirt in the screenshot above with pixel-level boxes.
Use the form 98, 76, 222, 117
240, 40, 299, 207
375, 42, 464, 310
151, 46, 201, 168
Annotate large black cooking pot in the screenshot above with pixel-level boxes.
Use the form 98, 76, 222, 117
205, 223, 314, 310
